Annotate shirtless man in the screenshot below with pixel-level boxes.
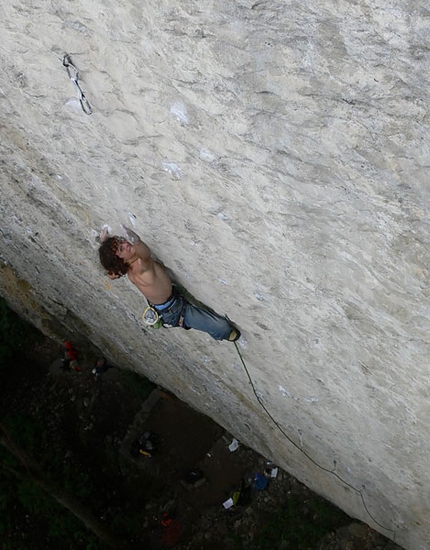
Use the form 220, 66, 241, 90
98, 226, 240, 342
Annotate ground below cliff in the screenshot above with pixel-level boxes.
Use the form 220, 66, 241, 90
1, 335, 401, 550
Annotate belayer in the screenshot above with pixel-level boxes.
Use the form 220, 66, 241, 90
98, 225, 240, 342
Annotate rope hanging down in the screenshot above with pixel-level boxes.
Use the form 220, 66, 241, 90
62, 54, 92, 115
233, 341, 397, 543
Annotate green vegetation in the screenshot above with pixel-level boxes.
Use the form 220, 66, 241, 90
0, 414, 102, 549
249, 494, 349, 550
0, 298, 354, 550
0, 300, 109, 549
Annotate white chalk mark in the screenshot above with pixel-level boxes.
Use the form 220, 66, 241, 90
199, 149, 216, 163
279, 385, 291, 397
163, 162, 182, 179
237, 335, 248, 349
170, 101, 188, 125
127, 212, 136, 227
64, 98, 84, 114
279, 385, 319, 403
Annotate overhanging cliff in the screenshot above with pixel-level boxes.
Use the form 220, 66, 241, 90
2, 2, 430, 549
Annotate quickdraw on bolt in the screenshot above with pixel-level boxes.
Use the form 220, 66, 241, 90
62, 54, 93, 115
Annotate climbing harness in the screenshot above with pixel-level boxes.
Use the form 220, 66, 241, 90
62, 54, 93, 115
142, 290, 184, 330
232, 341, 397, 543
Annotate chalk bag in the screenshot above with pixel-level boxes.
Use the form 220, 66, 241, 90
142, 306, 162, 328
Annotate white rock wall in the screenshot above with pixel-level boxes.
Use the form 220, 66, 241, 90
1, 1, 430, 548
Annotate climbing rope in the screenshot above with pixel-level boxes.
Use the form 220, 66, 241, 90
233, 341, 397, 543
62, 54, 92, 115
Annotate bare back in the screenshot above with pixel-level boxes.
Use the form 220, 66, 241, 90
127, 257, 173, 305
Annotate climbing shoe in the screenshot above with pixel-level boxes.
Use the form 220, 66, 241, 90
228, 328, 241, 342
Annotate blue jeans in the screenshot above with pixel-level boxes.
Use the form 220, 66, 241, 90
155, 294, 233, 341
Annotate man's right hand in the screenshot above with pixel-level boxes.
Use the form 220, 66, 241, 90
120, 224, 140, 244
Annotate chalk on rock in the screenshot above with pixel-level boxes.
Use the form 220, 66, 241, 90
64, 98, 84, 114
162, 161, 182, 179
170, 101, 188, 125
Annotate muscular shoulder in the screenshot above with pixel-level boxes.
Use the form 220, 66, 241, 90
128, 257, 155, 281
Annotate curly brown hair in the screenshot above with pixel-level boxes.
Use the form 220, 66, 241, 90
99, 237, 129, 278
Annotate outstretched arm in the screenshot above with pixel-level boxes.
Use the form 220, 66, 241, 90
120, 225, 139, 243
121, 225, 152, 263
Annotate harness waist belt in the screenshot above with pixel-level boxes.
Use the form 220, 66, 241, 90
151, 294, 177, 311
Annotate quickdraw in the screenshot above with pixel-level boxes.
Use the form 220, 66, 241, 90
62, 54, 93, 115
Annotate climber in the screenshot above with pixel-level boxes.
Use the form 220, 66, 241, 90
98, 225, 240, 342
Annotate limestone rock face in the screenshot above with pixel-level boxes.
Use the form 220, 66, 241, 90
1, 2, 429, 548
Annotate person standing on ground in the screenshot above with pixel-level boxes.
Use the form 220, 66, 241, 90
98, 226, 241, 342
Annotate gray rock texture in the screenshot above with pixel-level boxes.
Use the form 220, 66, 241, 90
1, 2, 429, 548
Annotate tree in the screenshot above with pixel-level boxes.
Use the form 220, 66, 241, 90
0, 421, 124, 549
